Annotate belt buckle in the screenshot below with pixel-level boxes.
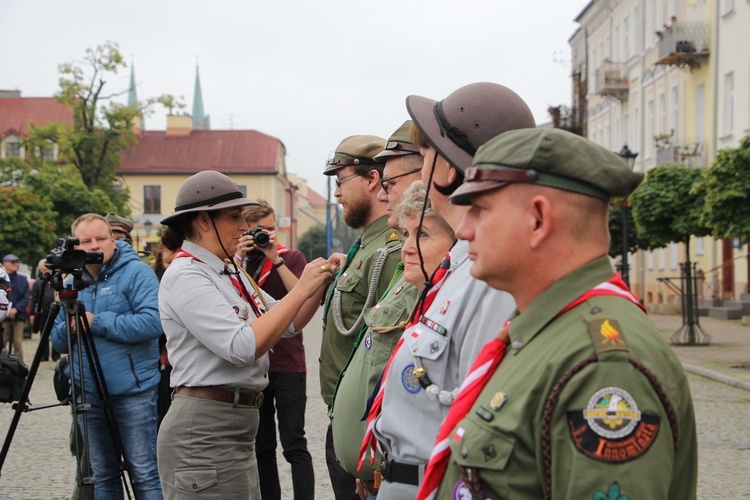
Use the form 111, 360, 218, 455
254, 391, 264, 407
380, 453, 388, 481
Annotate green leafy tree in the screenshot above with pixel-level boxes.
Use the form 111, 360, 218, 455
630, 163, 711, 257
49, 41, 183, 212
0, 186, 58, 266
0, 157, 115, 238
699, 136, 750, 240
297, 225, 328, 262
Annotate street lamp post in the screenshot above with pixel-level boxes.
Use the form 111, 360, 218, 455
144, 219, 153, 236
615, 144, 638, 288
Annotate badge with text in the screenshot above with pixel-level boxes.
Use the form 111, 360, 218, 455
567, 387, 660, 463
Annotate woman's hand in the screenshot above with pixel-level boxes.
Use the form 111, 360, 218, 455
327, 252, 346, 274
294, 257, 335, 298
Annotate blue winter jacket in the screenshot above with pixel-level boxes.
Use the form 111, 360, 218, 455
51, 240, 161, 397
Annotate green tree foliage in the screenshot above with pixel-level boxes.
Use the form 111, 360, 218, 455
0, 186, 58, 265
699, 135, 750, 240
50, 41, 183, 212
297, 225, 328, 262
0, 157, 115, 238
629, 163, 711, 258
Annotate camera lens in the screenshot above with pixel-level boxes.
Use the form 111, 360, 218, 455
254, 231, 270, 248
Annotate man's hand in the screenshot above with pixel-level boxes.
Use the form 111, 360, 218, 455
69, 312, 94, 333
7, 307, 17, 320
236, 228, 281, 263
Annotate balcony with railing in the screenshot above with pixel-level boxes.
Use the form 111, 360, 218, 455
548, 105, 584, 136
655, 136, 706, 168
655, 20, 710, 69
595, 61, 629, 101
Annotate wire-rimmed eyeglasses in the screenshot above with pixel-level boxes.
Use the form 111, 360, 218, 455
379, 168, 421, 194
334, 173, 360, 188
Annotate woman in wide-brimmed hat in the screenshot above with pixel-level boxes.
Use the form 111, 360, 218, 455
156, 171, 336, 499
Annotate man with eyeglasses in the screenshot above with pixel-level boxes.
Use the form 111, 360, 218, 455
321, 135, 404, 499
329, 122, 424, 498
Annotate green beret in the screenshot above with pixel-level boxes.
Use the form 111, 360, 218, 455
105, 212, 134, 232
324, 135, 387, 175
374, 120, 420, 161
450, 128, 644, 205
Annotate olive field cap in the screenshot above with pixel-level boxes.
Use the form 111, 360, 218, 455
450, 128, 645, 205
161, 170, 259, 225
104, 213, 134, 233
323, 135, 387, 175
2, 254, 20, 263
406, 82, 535, 174
373, 120, 420, 161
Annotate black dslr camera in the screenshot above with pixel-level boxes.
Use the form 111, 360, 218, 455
45, 237, 104, 273
244, 226, 270, 248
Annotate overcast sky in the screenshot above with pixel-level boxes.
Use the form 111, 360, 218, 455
1, 0, 588, 197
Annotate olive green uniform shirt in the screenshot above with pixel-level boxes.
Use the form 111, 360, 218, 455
438, 256, 698, 499
320, 215, 403, 406
331, 274, 419, 479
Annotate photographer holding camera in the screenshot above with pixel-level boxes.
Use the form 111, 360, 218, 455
51, 213, 163, 500
233, 200, 314, 500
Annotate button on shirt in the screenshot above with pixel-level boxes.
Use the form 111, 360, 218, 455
159, 240, 296, 392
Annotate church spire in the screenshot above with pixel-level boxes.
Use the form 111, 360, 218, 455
192, 62, 210, 130
128, 59, 144, 132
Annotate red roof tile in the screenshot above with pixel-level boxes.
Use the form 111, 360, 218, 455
307, 187, 327, 207
119, 130, 284, 174
0, 98, 74, 137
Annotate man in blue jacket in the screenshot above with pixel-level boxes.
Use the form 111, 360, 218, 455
52, 213, 163, 500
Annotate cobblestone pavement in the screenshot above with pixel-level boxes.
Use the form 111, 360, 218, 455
1, 311, 748, 498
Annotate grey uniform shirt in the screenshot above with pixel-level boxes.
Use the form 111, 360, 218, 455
159, 240, 296, 392
373, 240, 515, 466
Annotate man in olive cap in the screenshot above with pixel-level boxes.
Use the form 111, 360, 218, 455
417, 128, 697, 499
105, 212, 135, 246
321, 135, 404, 499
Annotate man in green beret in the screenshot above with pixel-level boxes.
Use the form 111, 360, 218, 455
321, 135, 404, 499
417, 128, 697, 499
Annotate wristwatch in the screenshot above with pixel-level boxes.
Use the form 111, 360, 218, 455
272, 258, 285, 269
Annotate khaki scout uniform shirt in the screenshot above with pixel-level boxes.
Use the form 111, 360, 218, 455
331, 273, 419, 479
320, 215, 403, 406
438, 256, 698, 499
373, 240, 516, 496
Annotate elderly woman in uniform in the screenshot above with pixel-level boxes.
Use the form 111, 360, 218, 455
156, 171, 335, 499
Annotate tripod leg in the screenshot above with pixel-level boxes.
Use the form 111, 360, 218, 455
0, 302, 59, 475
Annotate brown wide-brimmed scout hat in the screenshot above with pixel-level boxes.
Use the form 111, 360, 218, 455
373, 120, 420, 161
323, 135, 387, 175
450, 128, 645, 205
406, 82, 535, 173
161, 171, 258, 225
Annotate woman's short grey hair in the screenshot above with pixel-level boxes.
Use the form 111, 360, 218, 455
396, 181, 454, 238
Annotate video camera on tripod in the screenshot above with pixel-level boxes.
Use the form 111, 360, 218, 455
43, 236, 103, 293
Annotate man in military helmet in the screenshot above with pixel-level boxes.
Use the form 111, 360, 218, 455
321, 135, 404, 499
417, 128, 697, 499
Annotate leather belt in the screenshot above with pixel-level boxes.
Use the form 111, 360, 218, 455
174, 386, 264, 407
380, 452, 420, 486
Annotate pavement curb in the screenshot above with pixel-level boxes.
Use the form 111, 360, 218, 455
682, 363, 750, 392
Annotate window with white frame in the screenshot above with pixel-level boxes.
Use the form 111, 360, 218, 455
658, 248, 666, 271
4, 139, 22, 158
631, 7, 637, 55
658, 92, 666, 136
646, 0, 654, 47
647, 251, 654, 270
670, 243, 678, 270
670, 85, 679, 140
696, 237, 705, 256
723, 72, 734, 136
695, 84, 706, 139
646, 99, 654, 157
614, 25, 620, 61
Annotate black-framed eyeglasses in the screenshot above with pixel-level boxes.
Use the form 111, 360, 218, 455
335, 172, 360, 188
379, 168, 422, 194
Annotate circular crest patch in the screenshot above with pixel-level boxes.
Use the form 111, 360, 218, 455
401, 364, 421, 394
452, 479, 474, 500
364, 331, 372, 350
583, 387, 641, 439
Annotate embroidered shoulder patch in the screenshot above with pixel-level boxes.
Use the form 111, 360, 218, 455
568, 387, 660, 463
587, 318, 628, 354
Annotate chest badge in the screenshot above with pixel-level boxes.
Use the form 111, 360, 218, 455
440, 300, 450, 314
355, 260, 363, 270
364, 331, 372, 350
401, 364, 421, 394
489, 391, 507, 411
394, 285, 404, 296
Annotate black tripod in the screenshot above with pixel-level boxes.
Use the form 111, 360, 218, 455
0, 267, 134, 498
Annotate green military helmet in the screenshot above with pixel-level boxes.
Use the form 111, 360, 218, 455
324, 135, 387, 175
373, 120, 420, 161
450, 128, 645, 205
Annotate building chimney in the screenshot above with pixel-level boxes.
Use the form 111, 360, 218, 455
166, 114, 193, 136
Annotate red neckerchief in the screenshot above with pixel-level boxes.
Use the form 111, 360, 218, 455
175, 248, 261, 318
358, 253, 451, 471
416, 272, 644, 499
256, 245, 289, 287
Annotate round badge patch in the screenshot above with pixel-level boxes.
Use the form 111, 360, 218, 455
452, 479, 473, 500
364, 331, 372, 350
401, 364, 421, 394
583, 387, 641, 439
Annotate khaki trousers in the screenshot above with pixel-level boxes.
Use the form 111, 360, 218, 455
2, 320, 24, 361
157, 394, 260, 499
